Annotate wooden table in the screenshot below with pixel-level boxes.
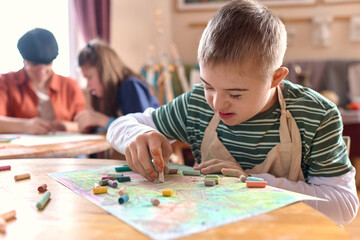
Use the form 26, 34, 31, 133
0, 158, 353, 240
0, 136, 111, 159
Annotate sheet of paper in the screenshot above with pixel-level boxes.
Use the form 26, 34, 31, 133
49, 165, 322, 240
2, 133, 104, 146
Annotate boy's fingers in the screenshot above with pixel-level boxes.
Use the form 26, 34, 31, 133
194, 159, 222, 170
127, 143, 153, 182
201, 161, 241, 174
221, 168, 241, 178
137, 142, 158, 180
150, 148, 164, 173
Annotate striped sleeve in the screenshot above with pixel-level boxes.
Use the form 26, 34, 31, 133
152, 91, 191, 144
307, 106, 353, 177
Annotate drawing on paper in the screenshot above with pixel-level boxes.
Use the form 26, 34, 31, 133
49, 165, 321, 240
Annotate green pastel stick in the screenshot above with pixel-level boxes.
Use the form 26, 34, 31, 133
182, 170, 201, 176
115, 166, 132, 172
36, 191, 51, 210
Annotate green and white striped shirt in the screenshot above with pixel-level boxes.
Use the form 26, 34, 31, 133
152, 80, 352, 180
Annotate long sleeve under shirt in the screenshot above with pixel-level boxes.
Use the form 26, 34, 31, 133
107, 81, 359, 225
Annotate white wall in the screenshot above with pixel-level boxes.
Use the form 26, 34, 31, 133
110, 0, 173, 72
111, 0, 360, 70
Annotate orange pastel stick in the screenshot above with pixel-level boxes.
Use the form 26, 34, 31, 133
246, 181, 267, 188
14, 173, 31, 181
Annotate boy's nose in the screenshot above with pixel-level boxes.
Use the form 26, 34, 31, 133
213, 93, 229, 111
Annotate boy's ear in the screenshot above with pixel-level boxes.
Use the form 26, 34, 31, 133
271, 67, 289, 88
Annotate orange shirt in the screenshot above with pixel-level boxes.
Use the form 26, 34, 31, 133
0, 69, 86, 121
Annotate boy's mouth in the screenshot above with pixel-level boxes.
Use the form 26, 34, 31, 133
218, 111, 235, 120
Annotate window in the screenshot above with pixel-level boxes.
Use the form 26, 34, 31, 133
0, 0, 70, 76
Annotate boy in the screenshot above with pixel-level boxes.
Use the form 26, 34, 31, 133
107, 0, 359, 224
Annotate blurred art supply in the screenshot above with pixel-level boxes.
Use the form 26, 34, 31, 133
14, 173, 30, 181
118, 194, 129, 204
107, 173, 123, 178
246, 181, 267, 188
162, 189, 174, 197
204, 179, 216, 186
117, 176, 131, 182
37, 184, 47, 192
93, 186, 107, 194
0, 210, 16, 221
247, 176, 264, 182
182, 170, 201, 176
151, 198, 160, 206
239, 175, 247, 183
101, 176, 114, 180
115, 165, 132, 172
0, 165, 11, 171
0, 218, 6, 233
99, 179, 109, 186
0, 209, 17, 232
158, 171, 164, 183
118, 186, 126, 196
36, 191, 51, 210
107, 180, 118, 188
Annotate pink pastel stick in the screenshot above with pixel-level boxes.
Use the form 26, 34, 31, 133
0, 165, 11, 171
101, 176, 114, 180
118, 186, 126, 196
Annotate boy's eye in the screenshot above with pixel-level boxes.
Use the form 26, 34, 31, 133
230, 94, 242, 99
204, 85, 213, 91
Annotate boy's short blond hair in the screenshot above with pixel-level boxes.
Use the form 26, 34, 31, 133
198, 0, 287, 78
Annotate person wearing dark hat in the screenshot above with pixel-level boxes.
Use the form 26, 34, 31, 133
0, 28, 86, 134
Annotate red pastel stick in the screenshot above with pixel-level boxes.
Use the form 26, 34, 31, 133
0, 165, 11, 171
246, 181, 267, 188
38, 184, 48, 192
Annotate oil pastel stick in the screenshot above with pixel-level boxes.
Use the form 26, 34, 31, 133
118, 194, 129, 204
93, 186, 108, 194
0, 165, 11, 171
37, 184, 47, 192
0, 210, 16, 221
151, 198, 160, 206
182, 170, 201, 176
246, 181, 267, 188
118, 186, 126, 196
36, 191, 51, 210
115, 166, 132, 172
14, 173, 30, 181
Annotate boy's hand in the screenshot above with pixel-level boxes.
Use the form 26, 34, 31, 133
194, 159, 248, 178
125, 131, 173, 182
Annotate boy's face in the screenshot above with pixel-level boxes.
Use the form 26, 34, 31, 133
200, 63, 277, 126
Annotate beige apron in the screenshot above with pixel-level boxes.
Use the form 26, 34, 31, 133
200, 85, 305, 182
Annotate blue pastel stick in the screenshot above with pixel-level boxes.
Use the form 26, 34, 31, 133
117, 176, 131, 182
247, 176, 264, 182
118, 194, 129, 204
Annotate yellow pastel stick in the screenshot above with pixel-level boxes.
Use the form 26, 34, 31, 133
162, 189, 174, 197
93, 186, 107, 194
